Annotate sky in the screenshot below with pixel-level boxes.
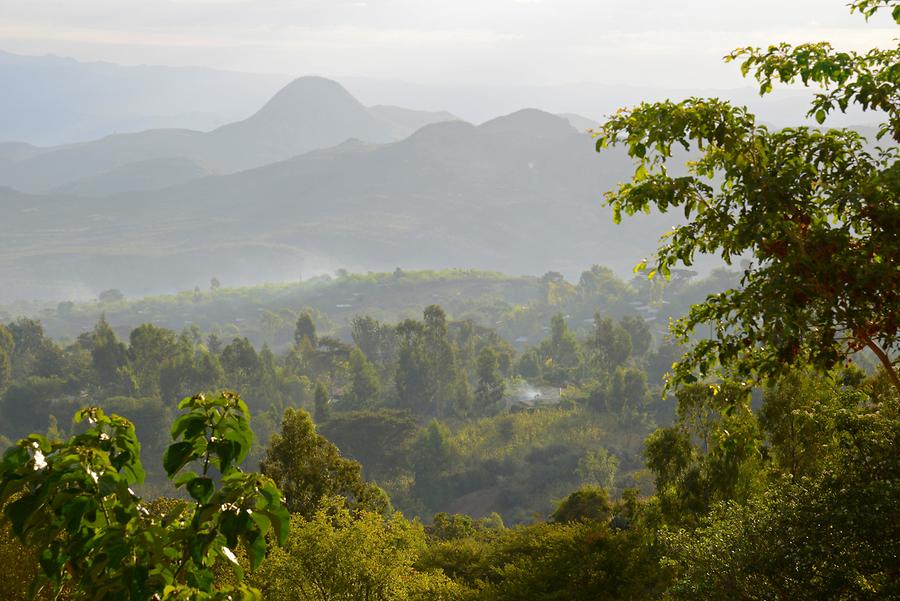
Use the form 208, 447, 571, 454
1, 0, 896, 89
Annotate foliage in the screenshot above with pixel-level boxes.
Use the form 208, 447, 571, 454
421, 518, 665, 601
260, 407, 390, 518
664, 396, 900, 600
318, 409, 419, 481
551, 485, 612, 523
0, 392, 289, 600
0, 511, 50, 601
731, 0, 900, 141
594, 4, 900, 394
250, 499, 460, 601
474, 346, 505, 416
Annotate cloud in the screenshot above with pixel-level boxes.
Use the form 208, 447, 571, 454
0, 0, 894, 86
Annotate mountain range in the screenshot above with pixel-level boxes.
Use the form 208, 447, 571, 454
0, 77, 465, 194
0, 70, 681, 302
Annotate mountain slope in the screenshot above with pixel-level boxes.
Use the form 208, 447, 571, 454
0, 77, 392, 193
368, 105, 460, 139
0, 109, 678, 301
51, 157, 217, 197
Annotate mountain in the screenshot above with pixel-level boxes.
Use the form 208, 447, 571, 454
559, 113, 601, 133
0, 108, 680, 302
368, 105, 460, 139
0, 50, 288, 146
0, 76, 393, 193
50, 157, 217, 197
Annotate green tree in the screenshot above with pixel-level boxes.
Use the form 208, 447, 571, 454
293, 312, 317, 348
395, 318, 433, 412
128, 324, 179, 397
620, 315, 652, 357
260, 408, 389, 518
313, 380, 330, 423
475, 346, 505, 415
319, 410, 419, 481
591, 315, 633, 373
344, 347, 381, 409
411, 420, 456, 510
351, 315, 397, 369
665, 395, 900, 601
423, 305, 462, 417
250, 500, 458, 601
0, 346, 10, 394
758, 370, 843, 479
609, 366, 650, 413
551, 485, 612, 523
540, 314, 583, 384
0, 323, 14, 356
90, 317, 129, 390
594, 1, 900, 395
0, 392, 289, 600
220, 337, 260, 393
644, 427, 694, 492
576, 447, 619, 491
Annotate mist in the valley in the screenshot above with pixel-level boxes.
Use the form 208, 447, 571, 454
0, 0, 889, 306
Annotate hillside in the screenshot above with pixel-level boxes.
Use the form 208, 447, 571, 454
0, 76, 397, 193
0, 109, 678, 302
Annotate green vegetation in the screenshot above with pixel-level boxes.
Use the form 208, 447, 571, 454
0, 1, 897, 599
0, 393, 289, 600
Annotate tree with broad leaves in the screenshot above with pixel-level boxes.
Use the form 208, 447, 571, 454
0, 392, 290, 601
594, 0, 900, 395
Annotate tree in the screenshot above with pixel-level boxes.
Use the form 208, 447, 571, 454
0, 392, 289, 600
293, 312, 317, 348
551, 485, 612, 523
0, 346, 10, 394
351, 315, 397, 368
344, 347, 381, 409
423, 305, 463, 417
644, 427, 694, 493
541, 314, 583, 384
250, 500, 458, 601
90, 317, 129, 390
313, 380, 330, 423
620, 315, 652, 357
0, 323, 14, 356
576, 447, 619, 492
609, 366, 650, 413
591, 315, 633, 373
475, 347, 505, 415
260, 408, 389, 518
411, 420, 456, 510
594, 1, 900, 394
6, 318, 61, 380
319, 410, 419, 481
220, 337, 260, 393
395, 307, 467, 417
395, 319, 430, 412
128, 324, 179, 397
665, 395, 900, 601
758, 369, 846, 480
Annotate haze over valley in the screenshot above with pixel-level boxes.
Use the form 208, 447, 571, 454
0, 56, 690, 303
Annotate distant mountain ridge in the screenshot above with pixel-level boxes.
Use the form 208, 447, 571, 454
0, 76, 457, 194
0, 107, 680, 302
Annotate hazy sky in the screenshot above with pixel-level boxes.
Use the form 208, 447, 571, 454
1, 0, 896, 88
